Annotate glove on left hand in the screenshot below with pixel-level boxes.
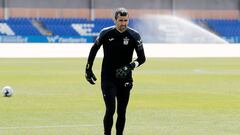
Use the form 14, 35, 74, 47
116, 63, 135, 79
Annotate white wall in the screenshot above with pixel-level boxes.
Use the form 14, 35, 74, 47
0, 43, 240, 58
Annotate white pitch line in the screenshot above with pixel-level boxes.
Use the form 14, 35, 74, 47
0, 124, 100, 130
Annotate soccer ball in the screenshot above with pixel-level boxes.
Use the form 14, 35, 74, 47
2, 86, 13, 97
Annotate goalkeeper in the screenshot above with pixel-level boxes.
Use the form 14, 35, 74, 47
85, 7, 146, 135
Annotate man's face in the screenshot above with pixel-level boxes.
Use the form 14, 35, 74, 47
115, 15, 129, 32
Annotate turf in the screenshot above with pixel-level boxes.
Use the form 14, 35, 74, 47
0, 58, 240, 135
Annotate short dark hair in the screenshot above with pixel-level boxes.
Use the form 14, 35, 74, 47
114, 7, 128, 20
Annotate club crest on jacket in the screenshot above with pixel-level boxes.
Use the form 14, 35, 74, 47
123, 37, 129, 45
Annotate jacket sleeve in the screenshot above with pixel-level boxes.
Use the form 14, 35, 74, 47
86, 43, 101, 69
86, 31, 104, 69
133, 33, 146, 67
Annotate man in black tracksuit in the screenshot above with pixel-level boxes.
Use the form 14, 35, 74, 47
85, 7, 146, 135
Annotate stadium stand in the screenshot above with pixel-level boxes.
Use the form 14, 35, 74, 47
0, 17, 239, 43
0, 22, 15, 36
6, 18, 41, 36
200, 19, 240, 43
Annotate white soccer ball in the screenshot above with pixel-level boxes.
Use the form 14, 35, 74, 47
2, 86, 13, 97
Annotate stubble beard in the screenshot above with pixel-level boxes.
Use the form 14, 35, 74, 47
120, 25, 127, 32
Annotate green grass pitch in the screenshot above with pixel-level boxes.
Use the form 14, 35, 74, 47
0, 58, 240, 135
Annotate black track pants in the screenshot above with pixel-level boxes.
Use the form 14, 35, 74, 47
101, 79, 133, 135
